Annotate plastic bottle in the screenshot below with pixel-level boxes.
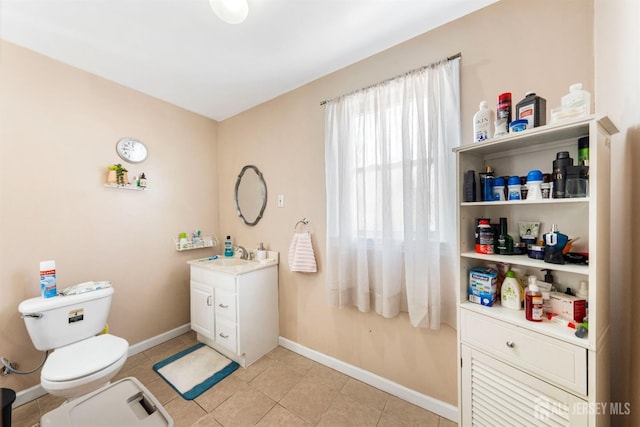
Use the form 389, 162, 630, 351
40, 260, 57, 298
138, 173, 147, 188
479, 166, 494, 202
501, 271, 522, 310
224, 236, 234, 257
525, 276, 544, 322
552, 151, 573, 199
515, 91, 546, 129
525, 170, 543, 200
495, 92, 512, 137
495, 217, 513, 255
561, 83, 591, 117
473, 101, 493, 142
492, 177, 505, 201
256, 242, 267, 261
576, 281, 589, 300
507, 176, 521, 200
578, 136, 589, 166
179, 232, 189, 250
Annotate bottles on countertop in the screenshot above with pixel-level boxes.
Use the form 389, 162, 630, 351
256, 242, 267, 261
224, 235, 234, 257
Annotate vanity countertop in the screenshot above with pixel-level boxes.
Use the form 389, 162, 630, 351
187, 251, 279, 275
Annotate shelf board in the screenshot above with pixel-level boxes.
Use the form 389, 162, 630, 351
104, 183, 146, 191
460, 251, 589, 275
459, 302, 591, 349
461, 197, 588, 207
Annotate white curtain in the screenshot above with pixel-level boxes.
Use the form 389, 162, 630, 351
324, 57, 460, 329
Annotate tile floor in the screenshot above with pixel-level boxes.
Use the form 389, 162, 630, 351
12, 332, 457, 426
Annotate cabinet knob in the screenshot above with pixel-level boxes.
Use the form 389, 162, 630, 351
219, 333, 229, 339
506, 341, 515, 348
218, 304, 229, 308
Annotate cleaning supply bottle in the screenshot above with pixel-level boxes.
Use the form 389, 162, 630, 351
501, 271, 522, 310
525, 276, 544, 322
515, 91, 546, 128
224, 236, 234, 257
40, 260, 57, 298
473, 101, 492, 142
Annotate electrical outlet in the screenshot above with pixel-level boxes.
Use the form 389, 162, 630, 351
277, 194, 285, 208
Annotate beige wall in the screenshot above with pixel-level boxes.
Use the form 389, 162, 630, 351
0, 41, 219, 393
595, 0, 640, 425
218, 0, 594, 406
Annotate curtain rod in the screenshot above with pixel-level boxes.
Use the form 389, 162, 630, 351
319, 52, 461, 106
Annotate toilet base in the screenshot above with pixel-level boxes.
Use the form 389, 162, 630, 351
41, 377, 173, 427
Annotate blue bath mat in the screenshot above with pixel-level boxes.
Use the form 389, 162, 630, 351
152, 343, 239, 400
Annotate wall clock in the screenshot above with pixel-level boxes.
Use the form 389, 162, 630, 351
116, 137, 148, 163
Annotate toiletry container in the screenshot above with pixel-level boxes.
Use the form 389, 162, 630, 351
515, 91, 546, 128
561, 83, 591, 117
552, 151, 574, 198
578, 136, 589, 165
473, 101, 492, 142
495, 92, 512, 137
179, 233, 188, 250
40, 260, 57, 299
495, 217, 513, 255
138, 173, 147, 188
224, 236, 234, 257
492, 177, 505, 201
463, 170, 476, 202
475, 218, 494, 255
479, 166, 494, 201
525, 276, 544, 322
256, 242, 267, 261
501, 271, 522, 310
525, 170, 543, 200
507, 176, 521, 200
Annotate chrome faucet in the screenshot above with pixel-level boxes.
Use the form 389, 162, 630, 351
234, 245, 249, 260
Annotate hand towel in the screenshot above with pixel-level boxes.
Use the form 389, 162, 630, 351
288, 232, 317, 273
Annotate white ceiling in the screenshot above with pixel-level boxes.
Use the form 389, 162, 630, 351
0, 0, 498, 121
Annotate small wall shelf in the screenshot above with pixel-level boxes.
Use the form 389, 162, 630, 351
175, 234, 218, 251
104, 184, 146, 191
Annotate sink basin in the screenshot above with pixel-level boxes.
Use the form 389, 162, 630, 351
208, 258, 252, 267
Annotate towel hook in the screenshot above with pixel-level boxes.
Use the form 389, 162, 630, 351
294, 218, 310, 231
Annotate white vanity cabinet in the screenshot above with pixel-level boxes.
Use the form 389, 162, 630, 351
454, 115, 618, 426
189, 261, 279, 367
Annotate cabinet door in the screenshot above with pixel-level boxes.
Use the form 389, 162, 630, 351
190, 280, 214, 338
461, 345, 588, 427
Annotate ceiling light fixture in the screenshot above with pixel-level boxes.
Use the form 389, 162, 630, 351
209, 0, 249, 24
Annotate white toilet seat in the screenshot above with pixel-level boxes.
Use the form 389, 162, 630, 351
41, 334, 129, 399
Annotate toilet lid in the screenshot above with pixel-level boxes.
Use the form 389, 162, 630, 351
42, 334, 129, 382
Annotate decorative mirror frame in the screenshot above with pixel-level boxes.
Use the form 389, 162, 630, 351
234, 165, 267, 226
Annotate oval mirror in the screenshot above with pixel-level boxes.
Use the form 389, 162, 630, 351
234, 165, 267, 226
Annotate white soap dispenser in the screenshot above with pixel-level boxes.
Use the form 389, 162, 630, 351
256, 242, 266, 261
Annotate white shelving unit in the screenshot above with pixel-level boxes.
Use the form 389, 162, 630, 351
454, 115, 618, 426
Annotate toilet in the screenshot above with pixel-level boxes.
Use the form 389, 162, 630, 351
19, 286, 174, 426
19, 287, 128, 400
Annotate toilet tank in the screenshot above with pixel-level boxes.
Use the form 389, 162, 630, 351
19, 287, 114, 351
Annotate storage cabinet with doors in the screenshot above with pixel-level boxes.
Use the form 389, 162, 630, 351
454, 115, 618, 426
189, 262, 279, 367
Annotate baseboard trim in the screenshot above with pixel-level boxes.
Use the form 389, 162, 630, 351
278, 337, 459, 423
14, 324, 192, 408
